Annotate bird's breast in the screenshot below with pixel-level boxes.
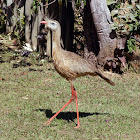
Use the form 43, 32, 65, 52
53, 57, 77, 81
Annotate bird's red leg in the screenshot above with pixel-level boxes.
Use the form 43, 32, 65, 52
71, 85, 80, 128
43, 84, 77, 126
43, 98, 73, 126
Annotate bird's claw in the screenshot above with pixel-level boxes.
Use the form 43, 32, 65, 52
74, 125, 80, 129
43, 120, 51, 126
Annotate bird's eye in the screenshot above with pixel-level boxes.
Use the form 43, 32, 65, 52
51, 23, 55, 25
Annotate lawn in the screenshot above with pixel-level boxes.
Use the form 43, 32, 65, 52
0, 49, 140, 139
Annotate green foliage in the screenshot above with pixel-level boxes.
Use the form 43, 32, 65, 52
75, 0, 86, 7
127, 37, 136, 53
107, 0, 118, 6
31, 0, 42, 15
0, 8, 6, 33
20, 15, 25, 26
13, 9, 25, 46
110, 2, 139, 35
108, 0, 140, 52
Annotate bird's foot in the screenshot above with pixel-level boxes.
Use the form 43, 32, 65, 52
43, 120, 51, 126
74, 125, 80, 129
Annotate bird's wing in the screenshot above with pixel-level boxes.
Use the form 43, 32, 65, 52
61, 51, 96, 75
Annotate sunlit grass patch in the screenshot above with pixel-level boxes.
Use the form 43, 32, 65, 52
0, 50, 139, 139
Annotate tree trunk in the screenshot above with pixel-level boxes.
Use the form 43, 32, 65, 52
0, 0, 3, 9
25, 0, 33, 44
83, 0, 99, 65
85, 0, 117, 68
60, 0, 74, 51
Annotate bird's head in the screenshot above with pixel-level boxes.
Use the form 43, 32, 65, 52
40, 18, 59, 31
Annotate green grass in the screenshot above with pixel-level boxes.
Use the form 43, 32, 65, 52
0, 50, 140, 139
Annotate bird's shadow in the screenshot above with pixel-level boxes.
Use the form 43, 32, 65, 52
35, 109, 110, 123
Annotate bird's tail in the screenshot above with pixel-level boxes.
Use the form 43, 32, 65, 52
96, 72, 115, 86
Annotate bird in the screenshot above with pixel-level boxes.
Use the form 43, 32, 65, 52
40, 18, 115, 128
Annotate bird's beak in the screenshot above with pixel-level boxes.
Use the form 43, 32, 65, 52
40, 21, 47, 24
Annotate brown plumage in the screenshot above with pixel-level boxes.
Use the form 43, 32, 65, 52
40, 18, 115, 128
53, 48, 114, 85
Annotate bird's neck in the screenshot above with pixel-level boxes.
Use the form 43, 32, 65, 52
52, 29, 63, 56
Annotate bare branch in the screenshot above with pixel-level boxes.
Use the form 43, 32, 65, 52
44, 0, 56, 6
